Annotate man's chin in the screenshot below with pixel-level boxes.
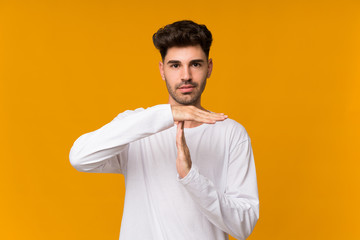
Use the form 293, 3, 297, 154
174, 96, 198, 105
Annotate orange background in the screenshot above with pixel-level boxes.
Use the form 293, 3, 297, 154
1, 0, 359, 239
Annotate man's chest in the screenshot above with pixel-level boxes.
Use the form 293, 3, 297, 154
126, 127, 231, 191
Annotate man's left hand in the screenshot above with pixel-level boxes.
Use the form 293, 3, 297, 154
176, 121, 192, 179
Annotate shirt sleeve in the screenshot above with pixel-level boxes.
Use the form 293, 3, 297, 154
69, 104, 174, 174
178, 138, 259, 240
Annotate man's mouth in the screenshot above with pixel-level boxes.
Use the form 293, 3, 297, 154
178, 85, 195, 93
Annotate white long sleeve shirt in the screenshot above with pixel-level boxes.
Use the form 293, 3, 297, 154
69, 104, 259, 240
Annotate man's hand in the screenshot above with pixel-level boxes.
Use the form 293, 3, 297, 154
176, 121, 192, 179
171, 105, 227, 124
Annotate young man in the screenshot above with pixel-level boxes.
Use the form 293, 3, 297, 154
69, 20, 259, 240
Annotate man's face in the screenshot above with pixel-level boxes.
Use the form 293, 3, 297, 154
159, 45, 213, 106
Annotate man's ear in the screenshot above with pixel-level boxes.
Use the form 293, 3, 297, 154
207, 58, 213, 78
159, 61, 165, 80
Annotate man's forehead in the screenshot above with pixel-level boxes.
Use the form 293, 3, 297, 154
164, 45, 207, 63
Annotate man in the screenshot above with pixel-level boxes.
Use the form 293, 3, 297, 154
69, 20, 259, 240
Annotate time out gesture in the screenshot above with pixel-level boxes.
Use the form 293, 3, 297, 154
171, 105, 228, 178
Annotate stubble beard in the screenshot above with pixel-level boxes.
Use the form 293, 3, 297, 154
165, 77, 207, 105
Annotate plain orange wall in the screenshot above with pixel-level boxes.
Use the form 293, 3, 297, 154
1, 0, 359, 239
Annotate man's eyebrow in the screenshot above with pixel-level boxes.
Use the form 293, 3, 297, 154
190, 59, 205, 63
167, 60, 181, 64
166, 59, 205, 64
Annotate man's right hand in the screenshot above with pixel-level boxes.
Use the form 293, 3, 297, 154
171, 105, 228, 124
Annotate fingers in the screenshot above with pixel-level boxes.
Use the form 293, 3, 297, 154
172, 105, 228, 124
175, 121, 192, 179
192, 108, 228, 124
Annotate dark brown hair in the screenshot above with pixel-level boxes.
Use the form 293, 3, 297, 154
152, 20, 213, 60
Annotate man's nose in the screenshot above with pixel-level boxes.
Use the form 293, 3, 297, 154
181, 66, 192, 81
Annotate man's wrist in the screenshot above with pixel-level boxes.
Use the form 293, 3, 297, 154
178, 164, 191, 179
177, 163, 198, 183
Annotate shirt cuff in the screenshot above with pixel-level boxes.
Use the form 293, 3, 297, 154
177, 164, 200, 184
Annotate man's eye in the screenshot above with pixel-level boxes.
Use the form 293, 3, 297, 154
192, 63, 201, 67
171, 64, 179, 68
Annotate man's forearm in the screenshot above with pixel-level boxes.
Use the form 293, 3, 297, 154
176, 133, 259, 239
69, 104, 174, 173
179, 163, 259, 240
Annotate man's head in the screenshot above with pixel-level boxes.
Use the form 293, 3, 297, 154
153, 20, 213, 61
153, 20, 213, 106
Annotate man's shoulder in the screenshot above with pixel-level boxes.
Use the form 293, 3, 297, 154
216, 117, 246, 131
213, 118, 250, 142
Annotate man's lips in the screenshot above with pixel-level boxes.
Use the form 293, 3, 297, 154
178, 85, 195, 93
178, 85, 195, 89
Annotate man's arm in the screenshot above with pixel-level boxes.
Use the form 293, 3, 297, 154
69, 104, 227, 174
69, 104, 174, 173
176, 123, 259, 239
